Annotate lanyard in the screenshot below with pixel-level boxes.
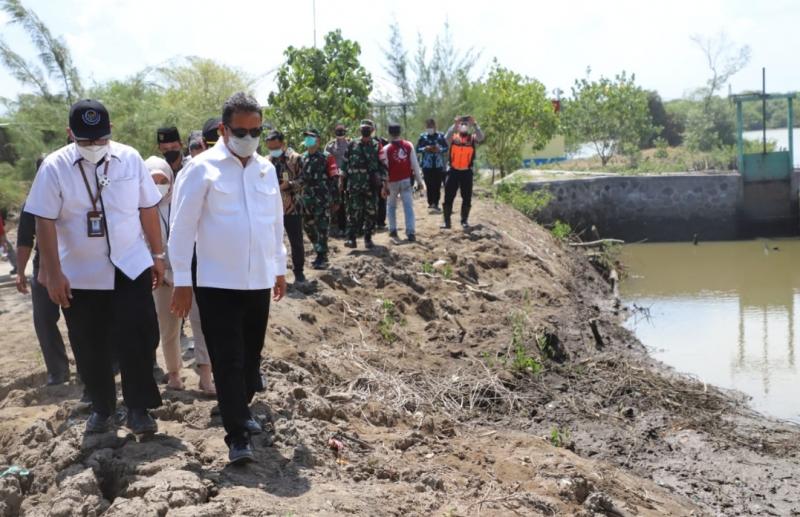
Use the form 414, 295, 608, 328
77, 160, 109, 211
159, 204, 171, 240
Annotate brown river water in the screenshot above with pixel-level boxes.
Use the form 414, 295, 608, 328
621, 239, 800, 423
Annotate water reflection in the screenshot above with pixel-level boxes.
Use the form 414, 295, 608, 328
621, 240, 800, 422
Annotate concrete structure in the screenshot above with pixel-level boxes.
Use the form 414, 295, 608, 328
525, 171, 800, 242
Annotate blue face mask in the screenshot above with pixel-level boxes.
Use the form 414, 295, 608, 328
269, 149, 284, 158
304, 136, 317, 148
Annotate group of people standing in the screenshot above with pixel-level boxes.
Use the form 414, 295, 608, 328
12, 91, 484, 465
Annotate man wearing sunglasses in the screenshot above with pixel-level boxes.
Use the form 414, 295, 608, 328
168, 92, 287, 465
24, 99, 165, 436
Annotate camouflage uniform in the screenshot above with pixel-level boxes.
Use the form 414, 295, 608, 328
298, 149, 334, 256
343, 138, 385, 240
325, 138, 350, 236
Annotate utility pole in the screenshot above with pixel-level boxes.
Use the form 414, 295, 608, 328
312, 0, 317, 48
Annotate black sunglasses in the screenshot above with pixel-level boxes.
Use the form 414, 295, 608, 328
226, 125, 263, 138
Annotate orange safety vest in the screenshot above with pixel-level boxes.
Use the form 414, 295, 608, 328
449, 135, 475, 171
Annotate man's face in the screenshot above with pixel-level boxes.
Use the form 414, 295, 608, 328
68, 128, 109, 147
158, 141, 182, 155
266, 139, 284, 152
426, 121, 436, 132
221, 111, 262, 144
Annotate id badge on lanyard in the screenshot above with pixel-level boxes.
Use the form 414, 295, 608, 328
78, 161, 109, 238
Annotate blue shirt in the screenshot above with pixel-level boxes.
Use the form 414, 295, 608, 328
416, 132, 449, 170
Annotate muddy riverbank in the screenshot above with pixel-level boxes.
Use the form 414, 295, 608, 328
0, 195, 798, 516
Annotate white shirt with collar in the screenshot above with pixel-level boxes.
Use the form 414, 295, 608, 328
24, 141, 162, 290
169, 139, 287, 290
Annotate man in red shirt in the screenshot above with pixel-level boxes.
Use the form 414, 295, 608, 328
380, 123, 425, 242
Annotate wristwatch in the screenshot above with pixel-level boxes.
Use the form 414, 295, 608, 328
151, 252, 166, 260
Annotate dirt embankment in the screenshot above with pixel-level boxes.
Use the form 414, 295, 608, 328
0, 195, 798, 516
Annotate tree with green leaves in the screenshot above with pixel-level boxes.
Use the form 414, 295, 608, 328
562, 70, 654, 166
266, 30, 372, 145
476, 62, 558, 179
0, 0, 82, 105
684, 32, 750, 152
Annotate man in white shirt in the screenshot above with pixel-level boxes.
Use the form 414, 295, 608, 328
169, 92, 287, 465
25, 99, 166, 436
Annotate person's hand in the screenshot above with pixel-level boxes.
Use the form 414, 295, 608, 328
280, 179, 291, 192
432, 145, 441, 153
46, 270, 72, 308
381, 184, 389, 199
273, 275, 287, 301
170, 286, 192, 318
454, 116, 461, 125
468, 116, 476, 125
151, 258, 165, 290
15, 272, 28, 294
37, 268, 48, 289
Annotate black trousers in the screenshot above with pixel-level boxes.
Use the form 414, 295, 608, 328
194, 286, 270, 445
443, 168, 474, 223
283, 213, 305, 275
423, 167, 445, 207
30, 272, 69, 381
375, 192, 387, 227
62, 268, 161, 416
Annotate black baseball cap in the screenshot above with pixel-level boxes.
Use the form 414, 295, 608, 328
157, 126, 180, 144
202, 117, 221, 144
388, 122, 402, 135
266, 129, 284, 142
69, 99, 111, 140
302, 128, 321, 138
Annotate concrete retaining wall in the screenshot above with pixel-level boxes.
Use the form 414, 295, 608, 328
525, 172, 800, 242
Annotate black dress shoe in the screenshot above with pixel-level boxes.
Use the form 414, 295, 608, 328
407, 234, 416, 242
311, 255, 328, 270
388, 230, 399, 239
294, 271, 306, 284
461, 221, 469, 229
127, 408, 158, 435
228, 440, 255, 465
440, 222, 451, 229
85, 412, 112, 434
78, 389, 92, 404
245, 418, 263, 435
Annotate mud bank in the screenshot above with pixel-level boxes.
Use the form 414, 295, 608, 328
0, 195, 798, 516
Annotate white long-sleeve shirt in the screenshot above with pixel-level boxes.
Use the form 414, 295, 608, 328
25, 142, 161, 290
168, 140, 287, 290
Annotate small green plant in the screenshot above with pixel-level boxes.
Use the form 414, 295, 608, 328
508, 311, 543, 375
494, 178, 552, 219
421, 262, 434, 274
378, 299, 399, 343
550, 220, 572, 241
550, 426, 572, 448
654, 136, 669, 159
442, 264, 454, 279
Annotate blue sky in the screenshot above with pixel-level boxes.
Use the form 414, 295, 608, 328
1, 0, 798, 108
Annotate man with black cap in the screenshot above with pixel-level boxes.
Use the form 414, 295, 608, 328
202, 117, 221, 148
266, 129, 305, 283
187, 130, 205, 158
170, 92, 287, 464
298, 128, 338, 269
341, 119, 386, 249
325, 123, 350, 237
25, 99, 165, 435
381, 123, 425, 242
157, 126, 187, 175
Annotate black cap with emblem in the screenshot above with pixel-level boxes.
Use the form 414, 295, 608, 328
69, 99, 111, 140
202, 117, 222, 145
157, 126, 180, 144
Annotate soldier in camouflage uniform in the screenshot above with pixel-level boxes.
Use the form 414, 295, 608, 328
342, 120, 386, 249
298, 128, 338, 269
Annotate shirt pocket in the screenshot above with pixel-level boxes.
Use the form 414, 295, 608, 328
253, 181, 281, 220
209, 181, 241, 214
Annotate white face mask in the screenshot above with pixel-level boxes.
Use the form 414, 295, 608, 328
76, 144, 109, 164
227, 135, 259, 158
156, 184, 170, 198
426, 128, 435, 135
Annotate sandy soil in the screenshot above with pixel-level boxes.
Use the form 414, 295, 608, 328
0, 193, 798, 516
